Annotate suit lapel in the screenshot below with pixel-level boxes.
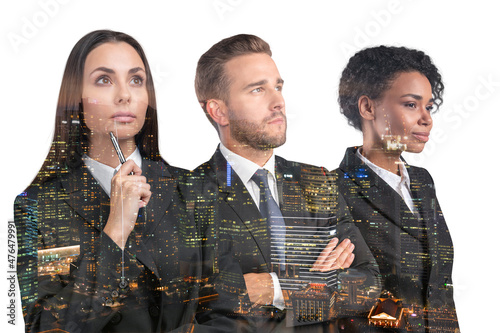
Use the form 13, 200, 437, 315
399, 161, 432, 244
275, 157, 307, 221
211, 150, 271, 266
139, 160, 173, 237
339, 147, 425, 241
127, 159, 174, 276
60, 166, 109, 232
60, 160, 174, 277
275, 157, 291, 216
407, 166, 435, 251
408, 167, 450, 299
339, 147, 404, 228
407, 165, 434, 220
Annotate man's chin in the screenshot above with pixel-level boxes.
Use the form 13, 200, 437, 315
254, 137, 286, 151
255, 144, 277, 151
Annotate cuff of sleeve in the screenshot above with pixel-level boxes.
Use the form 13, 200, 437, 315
269, 272, 285, 310
93, 232, 144, 306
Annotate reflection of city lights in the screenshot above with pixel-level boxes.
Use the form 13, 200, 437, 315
38, 245, 80, 276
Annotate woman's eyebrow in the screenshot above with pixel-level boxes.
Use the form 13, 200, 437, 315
400, 93, 423, 100
90, 66, 114, 75
128, 67, 145, 74
89, 67, 145, 75
400, 93, 434, 103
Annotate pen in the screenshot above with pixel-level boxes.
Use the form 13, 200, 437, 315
109, 131, 133, 174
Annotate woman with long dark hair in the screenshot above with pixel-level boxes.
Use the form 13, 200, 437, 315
15, 30, 199, 332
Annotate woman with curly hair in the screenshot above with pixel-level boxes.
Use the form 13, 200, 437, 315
334, 46, 459, 331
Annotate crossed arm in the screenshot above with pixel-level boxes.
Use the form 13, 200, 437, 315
244, 237, 355, 305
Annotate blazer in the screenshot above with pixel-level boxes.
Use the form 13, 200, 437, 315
334, 147, 459, 331
194, 148, 379, 332
15, 159, 201, 333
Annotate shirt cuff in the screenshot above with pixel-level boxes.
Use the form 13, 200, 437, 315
269, 272, 285, 310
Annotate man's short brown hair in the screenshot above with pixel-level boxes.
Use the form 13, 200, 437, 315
195, 34, 272, 129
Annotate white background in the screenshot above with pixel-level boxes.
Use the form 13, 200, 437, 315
1, 0, 498, 331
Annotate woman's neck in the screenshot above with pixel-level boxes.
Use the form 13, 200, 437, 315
360, 144, 402, 175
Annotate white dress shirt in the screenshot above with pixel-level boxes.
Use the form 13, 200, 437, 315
356, 148, 416, 214
82, 147, 142, 196
219, 143, 279, 206
219, 143, 285, 309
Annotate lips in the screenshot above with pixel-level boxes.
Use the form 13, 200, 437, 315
267, 115, 285, 125
112, 111, 136, 123
412, 132, 430, 142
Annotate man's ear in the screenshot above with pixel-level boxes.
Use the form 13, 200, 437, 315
206, 99, 229, 127
358, 95, 376, 121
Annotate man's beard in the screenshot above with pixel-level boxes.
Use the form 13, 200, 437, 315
228, 110, 287, 151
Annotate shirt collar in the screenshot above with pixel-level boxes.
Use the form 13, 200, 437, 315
219, 142, 276, 184
356, 147, 411, 190
82, 147, 142, 196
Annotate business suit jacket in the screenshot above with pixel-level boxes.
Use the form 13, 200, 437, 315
335, 147, 458, 331
194, 148, 379, 331
15, 159, 200, 332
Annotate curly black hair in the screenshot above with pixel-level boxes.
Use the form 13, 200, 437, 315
338, 46, 444, 131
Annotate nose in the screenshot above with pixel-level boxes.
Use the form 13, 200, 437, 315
115, 84, 131, 105
271, 89, 285, 113
418, 107, 432, 127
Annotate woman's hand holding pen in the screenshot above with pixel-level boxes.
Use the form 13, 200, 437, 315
104, 160, 151, 249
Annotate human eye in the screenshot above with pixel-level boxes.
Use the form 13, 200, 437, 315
130, 75, 145, 86
251, 87, 262, 93
404, 102, 417, 108
275, 85, 283, 92
426, 104, 436, 112
95, 75, 112, 85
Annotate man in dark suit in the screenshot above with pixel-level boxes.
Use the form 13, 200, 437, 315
193, 34, 379, 331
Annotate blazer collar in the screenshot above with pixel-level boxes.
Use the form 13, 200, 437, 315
59, 159, 175, 274
60, 159, 173, 227
274, 155, 295, 210
135, 159, 174, 237
211, 149, 288, 200
339, 146, 390, 190
338, 147, 395, 203
124, 159, 175, 276
60, 165, 109, 232
339, 147, 422, 234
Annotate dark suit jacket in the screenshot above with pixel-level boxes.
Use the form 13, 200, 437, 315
15, 159, 200, 332
194, 148, 379, 332
335, 147, 459, 331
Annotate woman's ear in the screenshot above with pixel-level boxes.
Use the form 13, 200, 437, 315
205, 99, 229, 127
358, 95, 376, 121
